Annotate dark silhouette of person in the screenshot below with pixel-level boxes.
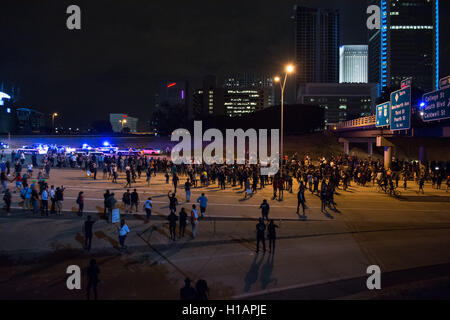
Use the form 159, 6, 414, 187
267, 220, 279, 254
179, 207, 187, 238
256, 218, 266, 253
86, 259, 100, 300
84, 215, 95, 251
259, 199, 270, 221
195, 279, 209, 300
180, 278, 197, 300
168, 210, 178, 240
168, 191, 178, 213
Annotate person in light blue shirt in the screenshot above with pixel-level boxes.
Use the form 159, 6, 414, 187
118, 219, 130, 249
41, 187, 49, 216
196, 193, 208, 218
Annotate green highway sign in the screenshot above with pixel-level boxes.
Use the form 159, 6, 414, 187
422, 86, 450, 122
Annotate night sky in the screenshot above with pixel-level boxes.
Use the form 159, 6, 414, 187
0, 0, 449, 129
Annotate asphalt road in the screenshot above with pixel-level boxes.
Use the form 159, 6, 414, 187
1, 168, 450, 299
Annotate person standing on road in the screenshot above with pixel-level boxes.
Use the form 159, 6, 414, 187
3, 188, 11, 214
191, 204, 199, 238
320, 180, 327, 213
50, 185, 56, 214
76, 191, 84, 216
106, 193, 116, 223
146, 167, 152, 186
118, 219, 130, 249
180, 278, 197, 300
179, 207, 187, 238
419, 176, 425, 194
144, 197, 152, 221
131, 189, 139, 212
168, 191, 178, 213
86, 259, 100, 300
173, 174, 179, 194
122, 189, 131, 213
267, 219, 279, 254
55, 186, 65, 215
124, 167, 132, 188
168, 210, 178, 241
83, 215, 95, 251
184, 179, 191, 202
259, 199, 270, 221
41, 186, 49, 216
297, 183, 306, 215
103, 190, 110, 216
196, 193, 208, 219
255, 218, 266, 253
195, 279, 209, 300
31, 184, 39, 214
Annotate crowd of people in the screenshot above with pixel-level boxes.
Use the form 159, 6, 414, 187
2, 147, 450, 300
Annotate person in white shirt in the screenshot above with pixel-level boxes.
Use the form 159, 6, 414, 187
144, 197, 152, 221
118, 219, 130, 249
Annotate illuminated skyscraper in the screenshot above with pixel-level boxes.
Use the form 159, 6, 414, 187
339, 45, 368, 83
368, 0, 439, 94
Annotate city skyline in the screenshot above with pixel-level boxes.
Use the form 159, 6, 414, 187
0, 0, 449, 128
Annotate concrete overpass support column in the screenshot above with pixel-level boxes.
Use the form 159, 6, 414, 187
384, 146, 392, 170
343, 142, 349, 155
368, 142, 373, 156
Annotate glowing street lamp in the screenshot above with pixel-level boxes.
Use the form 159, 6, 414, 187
274, 64, 294, 189
52, 113, 58, 132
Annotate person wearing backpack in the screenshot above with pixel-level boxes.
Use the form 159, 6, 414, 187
76, 191, 84, 216
255, 218, 266, 253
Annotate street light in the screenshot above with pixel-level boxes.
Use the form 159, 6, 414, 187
52, 113, 58, 133
274, 64, 294, 185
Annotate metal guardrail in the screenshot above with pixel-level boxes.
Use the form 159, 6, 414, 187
333, 115, 376, 130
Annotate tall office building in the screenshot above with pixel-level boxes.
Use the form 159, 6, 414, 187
339, 45, 368, 83
224, 73, 275, 107
293, 6, 340, 89
368, 0, 439, 94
